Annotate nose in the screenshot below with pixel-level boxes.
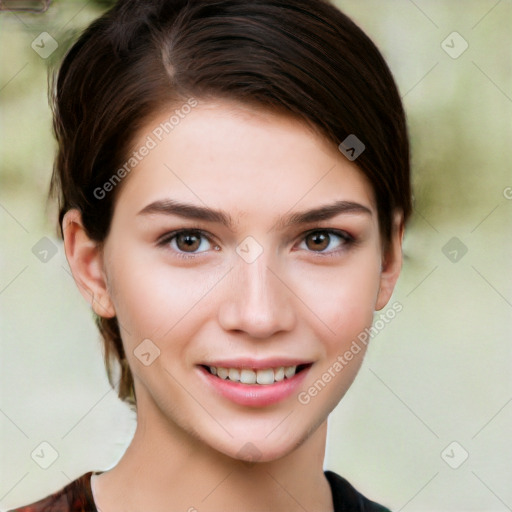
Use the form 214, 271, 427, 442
217, 251, 296, 339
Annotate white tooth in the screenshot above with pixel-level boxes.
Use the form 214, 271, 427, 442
274, 367, 285, 381
217, 367, 228, 379
210, 366, 217, 376
228, 368, 240, 382
284, 366, 297, 378
240, 368, 257, 384
256, 368, 275, 385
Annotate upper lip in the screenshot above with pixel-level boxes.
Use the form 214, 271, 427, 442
200, 358, 313, 369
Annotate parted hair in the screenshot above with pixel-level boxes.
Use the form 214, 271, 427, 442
49, 0, 411, 408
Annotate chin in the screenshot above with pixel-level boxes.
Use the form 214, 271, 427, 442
207, 422, 316, 465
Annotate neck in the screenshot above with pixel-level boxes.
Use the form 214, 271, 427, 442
93, 390, 333, 512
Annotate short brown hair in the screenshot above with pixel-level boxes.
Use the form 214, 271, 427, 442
50, 0, 411, 407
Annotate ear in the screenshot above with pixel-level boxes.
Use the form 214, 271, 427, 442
62, 209, 116, 318
375, 211, 404, 311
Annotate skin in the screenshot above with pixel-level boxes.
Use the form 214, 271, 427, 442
63, 99, 403, 512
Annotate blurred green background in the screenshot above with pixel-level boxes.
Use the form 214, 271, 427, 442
1, 1, 511, 510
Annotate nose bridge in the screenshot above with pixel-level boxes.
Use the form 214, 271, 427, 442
218, 247, 295, 337
242, 254, 275, 308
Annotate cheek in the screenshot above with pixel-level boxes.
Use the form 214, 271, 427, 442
106, 251, 226, 342
291, 251, 381, 344
295, 258, 380, 416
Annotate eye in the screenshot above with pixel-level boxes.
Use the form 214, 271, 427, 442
157, 229, 218, 256
297, 229, 354, 254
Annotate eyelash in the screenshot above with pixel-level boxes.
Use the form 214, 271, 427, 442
156, 228, 356, 260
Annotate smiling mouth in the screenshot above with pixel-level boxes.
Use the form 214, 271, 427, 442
201, 364, 312, 385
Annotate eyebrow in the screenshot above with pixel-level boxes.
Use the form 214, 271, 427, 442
137, 198, 372, 230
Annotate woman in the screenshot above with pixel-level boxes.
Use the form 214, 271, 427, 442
11, 0, 411, 510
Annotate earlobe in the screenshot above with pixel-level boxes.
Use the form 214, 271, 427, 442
375, 211, 404, 311
62, 209, 116, 318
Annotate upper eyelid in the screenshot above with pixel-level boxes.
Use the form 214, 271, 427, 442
301, 227, 353, 239
157, 228, 214, 243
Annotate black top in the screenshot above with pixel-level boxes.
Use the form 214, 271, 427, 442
10, 470, 391, 511
324, 471, 391, 511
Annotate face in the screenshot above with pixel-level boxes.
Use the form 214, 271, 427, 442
91, 100, 401, 461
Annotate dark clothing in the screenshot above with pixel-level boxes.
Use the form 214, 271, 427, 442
325, 471, 391, 511
9, 470, 391, 511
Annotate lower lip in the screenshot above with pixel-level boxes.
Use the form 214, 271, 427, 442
197, 366, 311, 407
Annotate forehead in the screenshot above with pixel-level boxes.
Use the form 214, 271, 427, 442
113, 100, 376, 222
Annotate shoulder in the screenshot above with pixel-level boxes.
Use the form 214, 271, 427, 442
7, 472, 97, 512
325, 470, 392, 512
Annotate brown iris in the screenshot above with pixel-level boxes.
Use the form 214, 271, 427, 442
176, 232, 202, 252
305, 231, 330, 251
